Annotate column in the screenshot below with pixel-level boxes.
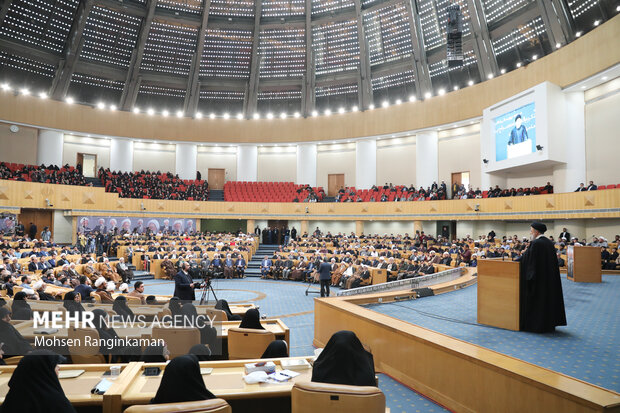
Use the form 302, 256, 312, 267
175, 143, 197, 180
413, 220, 423, 234
415, 131, 438, 189
296, 143, 317, 186
553, 92, 586, 193
300, 220, 309, 236
355, 140, 376, 190
37, 130, 64, 166
109, 138, 134, 173
237, 145, 258, 182
246, 219, 255, 235
355, 220, 364, 236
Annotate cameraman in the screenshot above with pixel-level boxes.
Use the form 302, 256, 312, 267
173, 261, 202, 301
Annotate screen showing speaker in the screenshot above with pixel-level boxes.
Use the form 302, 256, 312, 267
494, 102, 536, 162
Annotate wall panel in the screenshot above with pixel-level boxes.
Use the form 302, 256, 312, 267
133, 143, 175, 174
63, 135, 110, 169
0, 123, 37, 165
317, 144, 356, 189
376, 138, 416, 186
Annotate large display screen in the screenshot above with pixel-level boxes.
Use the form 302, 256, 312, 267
77, 216, 194, 234
494, 102, 536, 161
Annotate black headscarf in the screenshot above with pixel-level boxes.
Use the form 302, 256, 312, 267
214, 299, 241, 321
311, 330, 375, 386
168, 297, 182, 317
91, 309, 118, 340
112, 296, 134, 321
62, 291, 84, 314
261, 340, 288, 358
188, 344, 212, 361
239, 308, 264, 330
151, 354, 215, 404
0, 306, 32, 357
182, 304, 218, 347
1, 350, 76, 413
11, 291, 32, 320
140, 345, 167, 363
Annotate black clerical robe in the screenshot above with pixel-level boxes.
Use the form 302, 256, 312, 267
518, 236, 567, 333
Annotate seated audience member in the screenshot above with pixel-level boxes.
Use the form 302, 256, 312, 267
116, 257, 134, 283
11, 291, 32, 320
63, 291, 85, 319
312, 330, 376, 386
33, 280, 57, 301
575, 183, 587, 192
260, 256, 272, 279
94, 277, 114, 303
1, 350, 76, 413
92, 309, 138, 362
128, 281, 146, 304
188, 343, 212, 361
74, 276, 94, 302
0, 307, 33, 357
112, 296, 135, 321
261, 340, 289, 358
215, 299, 241, 321
587, 180, 598, 191
181, 303, 218, 346
239, 308, 264, 330
140, 344, 171, 363
151, 354, 216, 404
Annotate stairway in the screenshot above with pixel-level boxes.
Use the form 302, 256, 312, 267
246, 244, 281, 278
209, 189, 224, 201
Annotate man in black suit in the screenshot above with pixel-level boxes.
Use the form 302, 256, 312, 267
575, 183, 587, 192
559, 228, 570, 241
173, 262, 201, 301
586, 181, 597, 191
318, 258, 332, 298
28, 222, 37, 240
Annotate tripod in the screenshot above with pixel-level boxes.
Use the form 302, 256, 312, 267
199, 278, 219, 305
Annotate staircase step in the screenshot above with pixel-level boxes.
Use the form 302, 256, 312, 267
133, 271, 154, 281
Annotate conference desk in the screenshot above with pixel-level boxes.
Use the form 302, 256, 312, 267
110, 358, 314, 413
0, 363, 130, 407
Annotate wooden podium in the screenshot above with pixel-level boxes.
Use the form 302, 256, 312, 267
477, 259, 521, 331
567, 246, 602, 283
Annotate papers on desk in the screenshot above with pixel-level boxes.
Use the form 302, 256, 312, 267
91, 378, 113, 395
243, 369, 300, 385
33, 327, 59, 334
281, 359, 311, 371
58, 369, 85, 379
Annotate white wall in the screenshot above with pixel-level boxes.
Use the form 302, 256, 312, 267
376, 137, 416, 186
296, 144, 317, 186
37, 130, 63, 166
317, 143, 356, 189
0, 123, 38, 164
365, 220, 415, 236
585, 82, 620, 186
133, 142, 175, 173
63, 135, 110, 169
309, 220, 356, 235
504, 167, 554, 189
258, 147, 296, 182
355, 140, 376, 190
197, 147, 237, 181
175, 143, 197, 180
52, 210, 73, 244
237, 145, 258, 181
438, 126, 481, 189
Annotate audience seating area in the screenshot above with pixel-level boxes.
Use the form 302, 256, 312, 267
99, 168, 209, 201
224, 181, 325, 202
0, 162, 87, 186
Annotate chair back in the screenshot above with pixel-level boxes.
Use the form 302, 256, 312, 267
151, 326, 201, 358
123, 399, 231, 413
68, 327, 106, 363
227, 327, 275, 360
204, 308, 227, 322
291, 382, 386, 413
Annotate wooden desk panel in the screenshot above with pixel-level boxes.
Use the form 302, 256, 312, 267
477, 260, 521, 331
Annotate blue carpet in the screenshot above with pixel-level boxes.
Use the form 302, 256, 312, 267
378, 373, 449, 413
365, 275, 620, 392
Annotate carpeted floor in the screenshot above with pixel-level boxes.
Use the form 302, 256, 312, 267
365, 274, 620, 393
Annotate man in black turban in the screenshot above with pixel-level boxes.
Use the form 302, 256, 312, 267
516, 222, 567, 332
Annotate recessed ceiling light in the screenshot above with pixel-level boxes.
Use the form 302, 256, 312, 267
266, 112, 274, 119
324, 109, 332, 116
395, 99, 402, 105
575, 31, 582, 37
147, 108, 155, 116
109, 104, 117, 111
338, 107, 345, 114
195, 112, 203, 119
222, 112, 229, 119
294, 112, 300, 118
593, 20, 600, 26
532, 54, 538, 60
176, 110, 183, 118
65, 97, 74, 104
516, 62, 522, 68
487, 73, 494, 79
253, 113, 260, 119
500, 68, 506, 74
311, 110, 318, 117
133, 107, 140, 114
1, 83, 10, 91
424, 92, 431, 99
438, 88, 446, 96
162, 110, 169, 117
209, 113, 216, 119
382, 100, 389, 108
20, 88, 30, 96
601, 76, 608, 81
453, 85, 459, 91
39, 92, 48, 99
368, 104, 375, 110
236, 113, 243, 120
468, 80, 474, 86
96, 101, 105, 109
555, 42, 561, 49
408, 95, 416, 102
280, 112, 287, 118
581, 85, 586, 90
